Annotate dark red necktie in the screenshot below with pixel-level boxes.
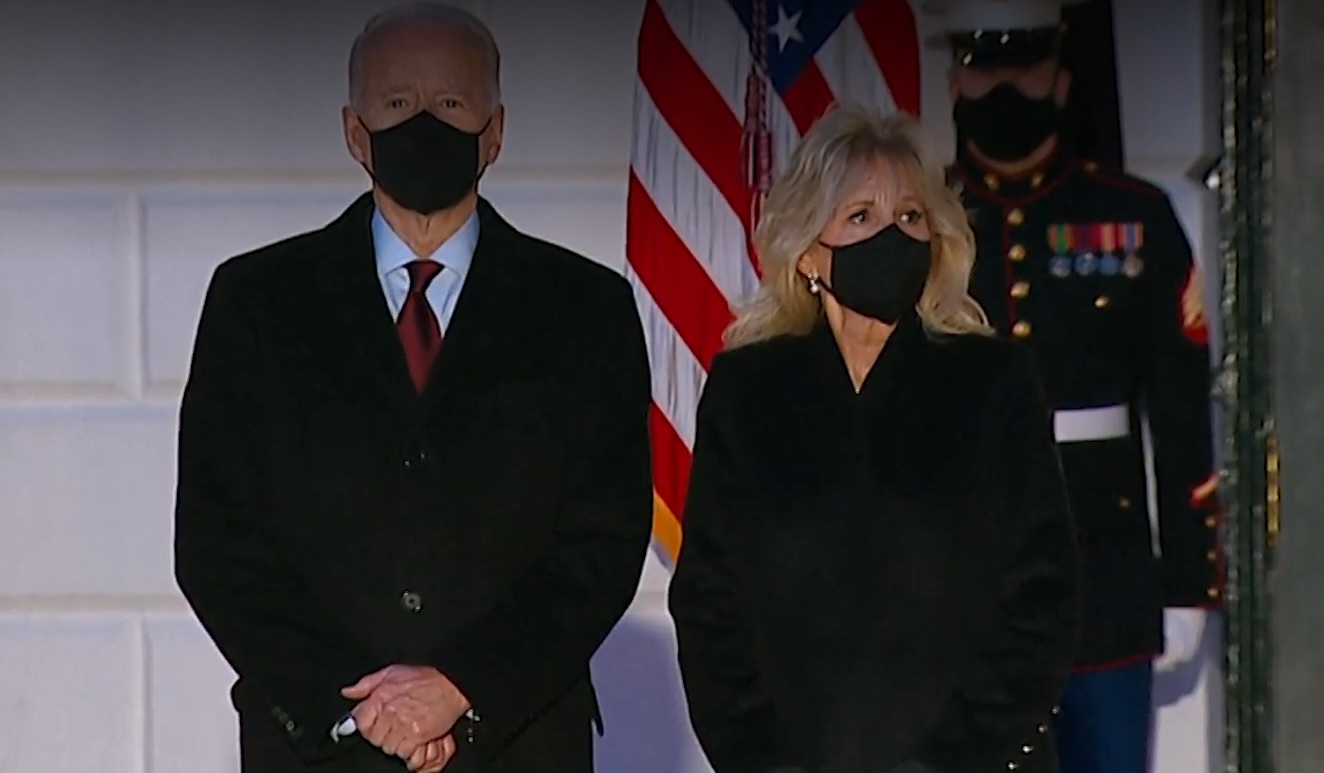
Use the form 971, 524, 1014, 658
397, 260, 444, 393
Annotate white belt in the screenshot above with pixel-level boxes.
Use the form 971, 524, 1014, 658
1054, 404, 1130, 443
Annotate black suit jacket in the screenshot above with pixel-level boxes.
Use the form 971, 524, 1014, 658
173, 194, 653, 773
668, 316, 1080, 773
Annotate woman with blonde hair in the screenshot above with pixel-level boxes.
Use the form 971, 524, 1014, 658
668, 104, 1081, 773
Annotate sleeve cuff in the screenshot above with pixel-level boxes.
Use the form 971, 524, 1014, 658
461, 708, 481, 745
330, 714, 357, 741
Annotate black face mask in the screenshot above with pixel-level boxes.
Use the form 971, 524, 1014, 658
361, 111, 491, 215
953, 82, 1061, 162
818, 225, 932, 325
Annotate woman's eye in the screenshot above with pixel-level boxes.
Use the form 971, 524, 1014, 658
898, 209, 924, 224
848, 210, 868, 224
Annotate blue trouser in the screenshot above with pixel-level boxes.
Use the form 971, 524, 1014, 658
1053, 660, 1154, 773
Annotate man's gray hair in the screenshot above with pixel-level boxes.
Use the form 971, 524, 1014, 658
347, 2, 502, 110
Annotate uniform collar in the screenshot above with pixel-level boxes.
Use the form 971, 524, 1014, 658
954, 138, 1073, 202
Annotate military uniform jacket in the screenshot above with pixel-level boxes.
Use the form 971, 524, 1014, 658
173, 195, 654, 773
954, 148, 1223, 668
669, 316, 1080, 773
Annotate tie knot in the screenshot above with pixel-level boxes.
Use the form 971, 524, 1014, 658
405, 260, 443, 294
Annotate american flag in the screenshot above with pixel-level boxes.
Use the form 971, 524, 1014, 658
625, 0, 922, 561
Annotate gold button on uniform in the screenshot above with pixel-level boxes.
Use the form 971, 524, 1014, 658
1007, 208, 1025, 226
984, 173, 1000, 191
1008, 244, 1026, 261
1012, 321, 1032, 338
1031, 172, 1044, 189
1094, 295, 1110, 308
1208, 587, 1221, 600
1010, 281, 1030, 299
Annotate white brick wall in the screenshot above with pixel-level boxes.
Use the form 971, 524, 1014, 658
0, 0, 1220, 771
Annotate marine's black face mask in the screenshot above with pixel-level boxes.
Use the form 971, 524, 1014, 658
361, 111, 493, 215
953, 78, 1063, 162
816, 224, 932, 324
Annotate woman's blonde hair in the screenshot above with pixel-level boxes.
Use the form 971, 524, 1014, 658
723, 103, 991, 348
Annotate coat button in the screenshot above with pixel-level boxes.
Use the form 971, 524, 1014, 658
1008, 244, 1026, 261
401, 591, 423, 612
1012, 320, 1032, 338
1094, 295, 1111, 308
1010, 281, 1030, 299
1007, 208, 1025, 226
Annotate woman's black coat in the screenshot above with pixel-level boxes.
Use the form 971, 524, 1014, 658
669, 315, 1081, 773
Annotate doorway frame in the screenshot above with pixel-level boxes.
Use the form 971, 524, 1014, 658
1217, 0, 1276, 770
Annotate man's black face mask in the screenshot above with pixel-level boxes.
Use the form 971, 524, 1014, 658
361, 111, 493, 215
953, 69, 1063, 162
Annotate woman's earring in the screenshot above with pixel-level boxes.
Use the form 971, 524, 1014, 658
807, 275, 822, 295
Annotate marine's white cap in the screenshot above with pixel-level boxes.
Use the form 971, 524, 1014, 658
924, 0, 1089, 65
924, 0, 1086, 34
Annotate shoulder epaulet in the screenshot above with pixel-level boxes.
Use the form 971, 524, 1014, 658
1075, 158, 1165, 198
1076, 158, 1112, 175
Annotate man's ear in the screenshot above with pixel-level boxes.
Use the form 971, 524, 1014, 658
343, 105, 370, 168
483, 104, 505, 166
1053, 68, 1072, 108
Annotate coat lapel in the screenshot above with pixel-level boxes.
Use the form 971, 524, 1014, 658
419, 198, 526, 410
315, 193, 421, 425
797, 314, 946, 491
313, 195, 535, 434
860, 316, 951, 491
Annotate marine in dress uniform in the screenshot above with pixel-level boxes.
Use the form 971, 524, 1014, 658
926, 1, 1224, 772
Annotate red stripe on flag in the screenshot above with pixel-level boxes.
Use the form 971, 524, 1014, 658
637, 0, 754, 237
626, 173, 733, 369
780, 60, 839, 135
649, 402, 694, 525
854, 0, 921, 116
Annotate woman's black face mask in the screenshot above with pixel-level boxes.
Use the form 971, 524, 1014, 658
815, 224, 932, 324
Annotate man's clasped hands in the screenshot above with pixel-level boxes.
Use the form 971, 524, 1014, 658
342, 664, 472, 772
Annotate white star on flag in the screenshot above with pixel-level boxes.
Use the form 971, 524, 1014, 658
770, 5, 803, 52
